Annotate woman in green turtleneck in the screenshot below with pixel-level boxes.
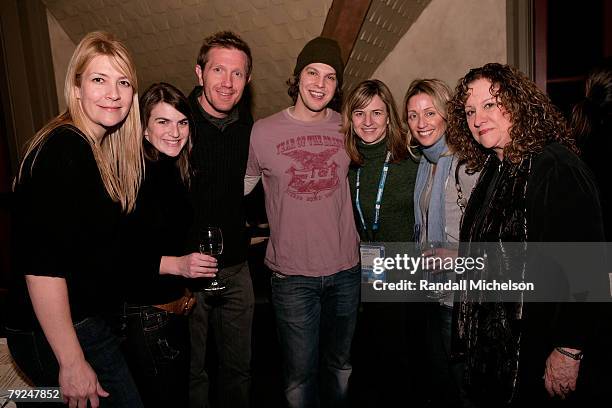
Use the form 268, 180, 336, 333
344, 80, 418, 242
341, 79, 421, 406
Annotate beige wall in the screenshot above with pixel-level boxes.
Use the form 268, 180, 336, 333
373, 0, 506, 109
46, 9, 75, 112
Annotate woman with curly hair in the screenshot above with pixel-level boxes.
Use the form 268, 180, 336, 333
446, 63, 607, 406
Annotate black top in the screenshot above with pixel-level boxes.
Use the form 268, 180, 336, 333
580, 121, 612, 240
188, 87, 253, 267
457, 142, 609, 403
120, 151, 192, 305
523, 143, 606, 349
526, 142, 604, 242
461, 143, 606, 345
347, 139, 418, 242
8, 125, 122, 330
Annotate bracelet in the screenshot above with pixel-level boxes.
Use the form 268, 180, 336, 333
555, 347, 583, 360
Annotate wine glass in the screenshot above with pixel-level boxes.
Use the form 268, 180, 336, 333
200, 226, 226, 293
422, 242, 453, 300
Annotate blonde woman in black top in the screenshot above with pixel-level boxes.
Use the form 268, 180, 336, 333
7, 32, 144, 407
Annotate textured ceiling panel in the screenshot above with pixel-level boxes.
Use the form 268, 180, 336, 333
42, 0, 332, 119
343, 0, 430, 93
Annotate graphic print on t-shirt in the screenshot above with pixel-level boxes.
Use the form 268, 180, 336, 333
277, 134, 344, 201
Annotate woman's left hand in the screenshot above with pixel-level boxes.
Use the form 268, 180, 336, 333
544, 348, 581, 399
160, 254, 218, 278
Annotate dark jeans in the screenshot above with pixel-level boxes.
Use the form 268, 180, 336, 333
271, 264, 360, 408
424, 303, 464, 408
120, 304, 190, 408
6, 316, 143, 408
189, 262, 254, 408
349, 302, 425, 408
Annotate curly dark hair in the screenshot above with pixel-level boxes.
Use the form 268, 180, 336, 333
446, 63, 576, 172
286, 74, 342, 112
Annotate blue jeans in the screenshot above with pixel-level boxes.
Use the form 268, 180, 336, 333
189, 262, 254, 408
6, 316, 143, 407
271, 264, 360, 408
120, 305, 190, 408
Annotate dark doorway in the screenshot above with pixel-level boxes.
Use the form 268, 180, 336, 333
536, 0, 611, 117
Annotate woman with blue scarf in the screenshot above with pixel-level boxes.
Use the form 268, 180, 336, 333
404, 78, 477, 408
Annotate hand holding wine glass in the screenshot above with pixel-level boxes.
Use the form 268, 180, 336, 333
421, 242, 455, 300
200, 226, 226, 293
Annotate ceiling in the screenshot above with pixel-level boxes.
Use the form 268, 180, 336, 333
343, 0, 429, 91
42, 0, 428, 119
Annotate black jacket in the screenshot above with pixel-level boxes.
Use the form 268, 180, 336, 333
188, 87, 253, 268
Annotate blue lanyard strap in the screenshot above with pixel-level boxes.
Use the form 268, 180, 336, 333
355, 151, 391, 238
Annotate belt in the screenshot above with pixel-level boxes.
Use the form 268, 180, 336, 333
153, 289, 196, 315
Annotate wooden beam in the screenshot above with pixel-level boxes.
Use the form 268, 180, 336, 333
321, 0, 372, 65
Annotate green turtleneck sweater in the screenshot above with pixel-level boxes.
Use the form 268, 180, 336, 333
348, 140, 418, 242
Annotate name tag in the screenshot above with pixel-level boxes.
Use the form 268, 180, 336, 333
360, 243, 385, 283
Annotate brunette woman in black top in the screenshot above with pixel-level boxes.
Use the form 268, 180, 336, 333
119, 82, 217, 407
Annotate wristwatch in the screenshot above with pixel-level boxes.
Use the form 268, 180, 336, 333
555, 347, 584, 360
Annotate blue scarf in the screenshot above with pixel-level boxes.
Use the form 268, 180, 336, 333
413, 135, 453, 244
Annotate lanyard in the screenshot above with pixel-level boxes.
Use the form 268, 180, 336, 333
355, 151, 391, 240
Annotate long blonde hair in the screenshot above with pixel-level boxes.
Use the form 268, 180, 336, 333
16, 31, 143, 212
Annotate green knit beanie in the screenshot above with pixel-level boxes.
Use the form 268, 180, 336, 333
293, 37, 343, 87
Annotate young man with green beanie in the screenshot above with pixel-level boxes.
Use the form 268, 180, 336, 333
245, 37, 360, 407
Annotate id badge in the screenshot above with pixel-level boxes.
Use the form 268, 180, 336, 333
360, 243, 385, 283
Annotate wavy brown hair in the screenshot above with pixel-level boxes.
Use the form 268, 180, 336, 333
140, 82, 193, 187
447, 63, 576, 171
341, 79, 409, 166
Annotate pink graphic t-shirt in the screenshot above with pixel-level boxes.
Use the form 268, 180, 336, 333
246, 108, 360, 276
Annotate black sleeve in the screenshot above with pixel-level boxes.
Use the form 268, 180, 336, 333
118, 191, 164, 282
527, 154, 604, 242
15, 128, 115, 279
527, 148, 608, 348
